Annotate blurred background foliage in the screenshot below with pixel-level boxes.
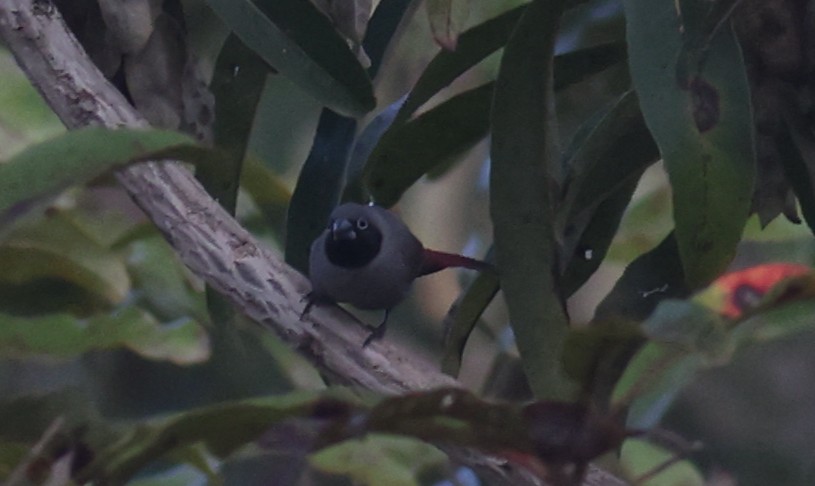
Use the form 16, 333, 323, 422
1, 0, 815, 485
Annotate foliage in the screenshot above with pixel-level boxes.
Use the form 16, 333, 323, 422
2, 0, 815, 485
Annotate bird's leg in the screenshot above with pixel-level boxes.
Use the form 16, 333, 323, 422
362, 309, 390, 347
300, 291, 333, 320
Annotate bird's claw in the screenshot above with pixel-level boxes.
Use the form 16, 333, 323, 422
362, 309, 390, 347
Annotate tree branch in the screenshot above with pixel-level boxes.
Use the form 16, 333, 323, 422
0, 2, 627, 485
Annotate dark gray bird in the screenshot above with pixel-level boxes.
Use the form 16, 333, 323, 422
306, 203, 490, 345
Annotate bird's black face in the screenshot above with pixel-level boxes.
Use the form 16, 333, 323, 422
324, 216, 383, 268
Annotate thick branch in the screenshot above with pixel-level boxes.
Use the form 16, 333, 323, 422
0, 3, 626, 485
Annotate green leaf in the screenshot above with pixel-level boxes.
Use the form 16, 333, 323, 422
202, 34, 269, 215
396, 5, 525, 124
0, 127, 196, 230
365, 83, 492, 206
0, 306, 208, 364
0, 212, 130, 305
595, 233, 690, 322
77, 390, 362, 484
310, 434, 447, 486
441, 265, 500, 377
625, 0, 755, 286
368, 41, 629, 210
240, 155, 291, 236
560, 177, 641, 297
620, 438, 705, 486
558, 91, 659, 294
204, 0, 375, 116
489, 0, 573, 400
612, 342, 702, 428
125, 235, 208, 323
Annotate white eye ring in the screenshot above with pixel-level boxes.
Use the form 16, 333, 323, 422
356, 218, 369, 230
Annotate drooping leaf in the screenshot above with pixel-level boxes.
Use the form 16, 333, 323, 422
204, 0, 375, 116
0, 127, 197, 231
489, 0, 573, 400
625, 0, 756, 287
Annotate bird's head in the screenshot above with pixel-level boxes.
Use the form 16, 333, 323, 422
324, 207, 383, 268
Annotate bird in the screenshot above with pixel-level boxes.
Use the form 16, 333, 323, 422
306, 203, 492, 346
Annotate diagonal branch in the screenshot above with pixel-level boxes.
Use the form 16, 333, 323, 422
0, 2, 626, 485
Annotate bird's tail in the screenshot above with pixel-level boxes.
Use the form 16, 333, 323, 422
419, 248, 495, 277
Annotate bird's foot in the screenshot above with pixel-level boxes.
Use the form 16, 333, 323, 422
362, 309, 390, 347
300, 292, 321, 320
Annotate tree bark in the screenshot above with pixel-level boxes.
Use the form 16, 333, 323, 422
0, 2, 627, 485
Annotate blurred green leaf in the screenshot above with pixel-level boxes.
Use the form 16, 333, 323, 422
77, 390, 361, 484
0, 389, 112, 446
620, 438, 704, 486
310, 434, 447, 486
0, 127, 197, 230
204, 0, 375, 116
562, 320, 643, 407
490, 0, 573, 400
240, 155, 291, 235
625, 0, 755, 287
126, 234, 208, 323
0, 213, 130, 305
612, 342, 701, 429
0, 306, 208, 364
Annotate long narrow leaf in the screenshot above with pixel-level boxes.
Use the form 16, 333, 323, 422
490, 0, 573, 400
625, 0, 755, 287
205, 0, 375, 116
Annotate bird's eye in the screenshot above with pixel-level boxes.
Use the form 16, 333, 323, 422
356, 218, 369, 230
